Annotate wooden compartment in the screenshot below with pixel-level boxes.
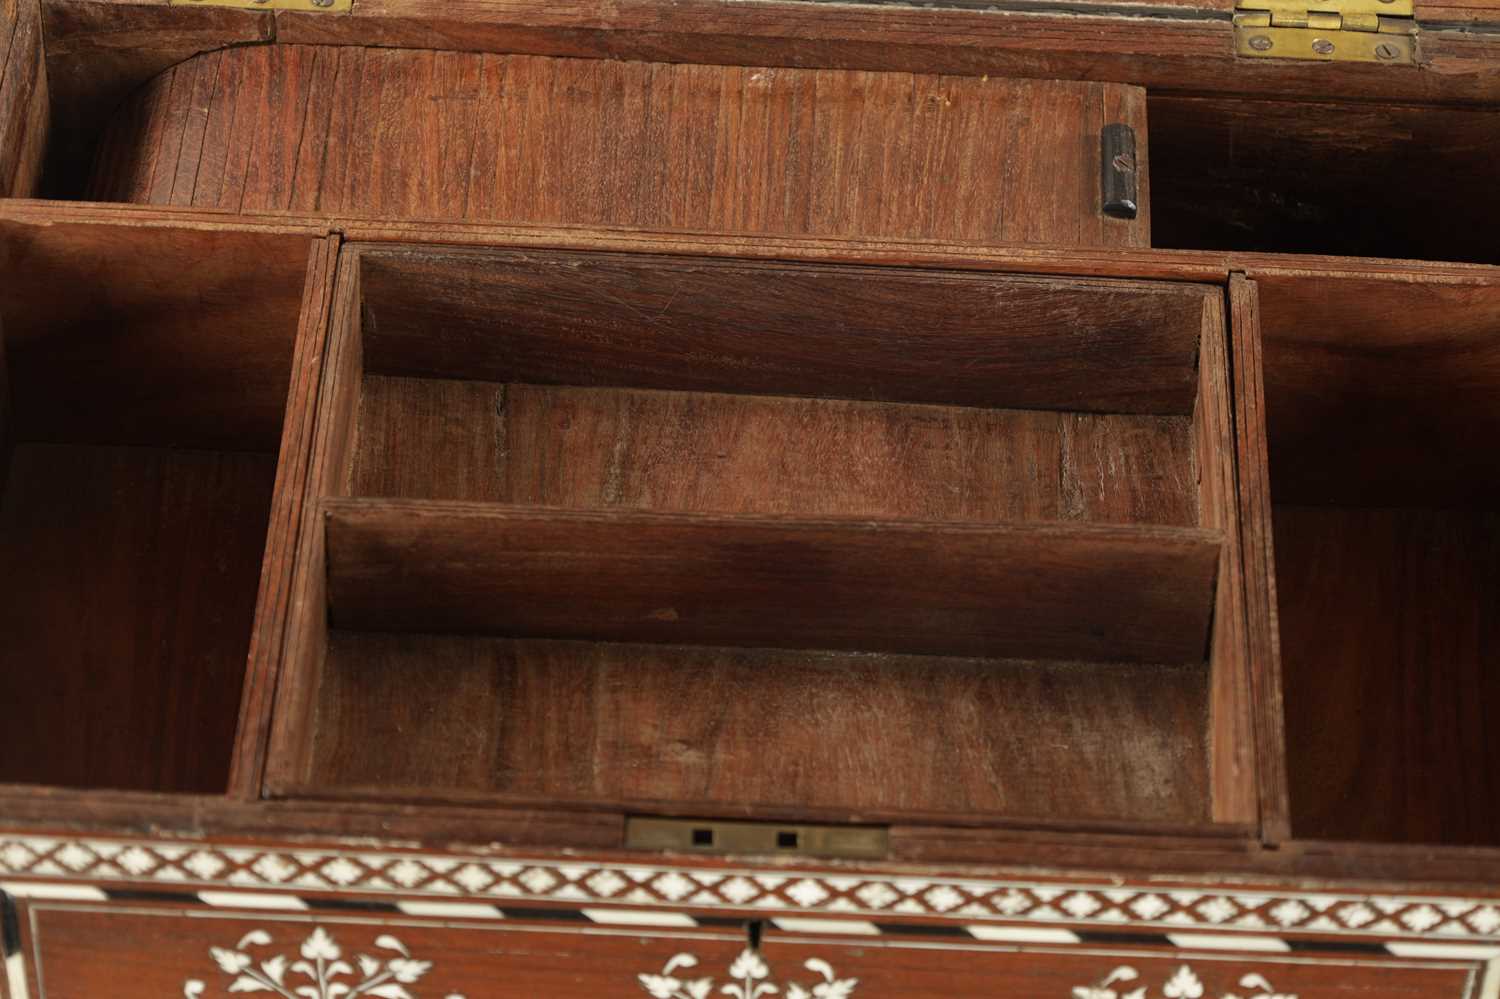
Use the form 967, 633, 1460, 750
1150, 97, 1500, 266
1242, 271, 1500, 847
0, 217, 318, 793
264, 244, 1255, 832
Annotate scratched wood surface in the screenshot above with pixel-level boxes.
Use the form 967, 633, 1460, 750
258, 239, 1237, 828
86, 45, 1151, 246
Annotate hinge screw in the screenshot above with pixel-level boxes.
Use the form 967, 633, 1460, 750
1312, 37, 1336, 53
1375, 41, 1402, 58
1248, 34, 1274, 50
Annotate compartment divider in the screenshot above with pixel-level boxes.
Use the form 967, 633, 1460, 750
322, 498, 1222, 666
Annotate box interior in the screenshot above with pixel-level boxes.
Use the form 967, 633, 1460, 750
276, 248, 1236, 828
1259, 273, 1500, 846
0, 223, 310, 793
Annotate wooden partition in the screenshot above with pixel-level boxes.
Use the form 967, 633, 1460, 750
258, 242, 1257, 834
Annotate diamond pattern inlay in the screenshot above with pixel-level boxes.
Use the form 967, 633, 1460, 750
1, 833, 1498, 944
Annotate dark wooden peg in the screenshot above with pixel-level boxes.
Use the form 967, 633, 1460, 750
1101, 123, 1139, 220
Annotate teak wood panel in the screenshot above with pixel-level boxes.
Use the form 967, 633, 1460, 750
353, 378, 1201, 526
1255, 272, 1500, 509
229, 235, 342, 799
354, 248, 1206, 415
0, 0, 46, 199
0, 445, 275, 792
1248, 270, 1500, 849
310, 633, 1214, 821
0, 216, 318, 795
1225, 275, 1292, 843
85, 45, 1151, 247
0, 217, 314, 452
29, 0, 1500, 142
322, 500, 1223, 666
265, 0, 1500, 105
1276, 506, 1500, 846
260, 240, 1252, 837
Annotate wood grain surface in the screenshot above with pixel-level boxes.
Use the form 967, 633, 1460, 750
228, 236, 342, 799
0, 218, 314, 452
353, 377, 1200, 526
1276, 506, 1500, 848
1227, 275, 1292, 843
356, 247, 1208, 415
307, 633, 1211, 822
1193, 294, 1258, 827
0, 215, 314, 796
261, 259, 365, 795
266, 0, 1500, 105
1256, 272, 1500, 508
0, 0, 46, 198
0, 443, 275, 792
86, 45, 1151, 247
322, 499, 1222, 665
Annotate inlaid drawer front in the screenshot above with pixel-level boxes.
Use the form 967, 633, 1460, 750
6, 904, 1498, 999
4, 836, 1500, 997
745, 940, 1486, 998
15, 907, 748, 998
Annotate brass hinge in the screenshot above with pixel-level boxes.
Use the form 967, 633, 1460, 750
625, 817, 889, 860
172, 0, 351, 11
1234, 0, 1416, 63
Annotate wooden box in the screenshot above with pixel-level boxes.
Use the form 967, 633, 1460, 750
2, 0, 1500, 994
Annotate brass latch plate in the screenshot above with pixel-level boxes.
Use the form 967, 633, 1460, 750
172, 0, 351, 11
1235, 0, 1416, 63
625, 817, 889, 860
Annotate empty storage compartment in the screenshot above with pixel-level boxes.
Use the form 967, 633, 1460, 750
1149, 97, 1500, 265
267, 246, 1253, 831
0, 218, 315, 793
1253, 272, 1500, 846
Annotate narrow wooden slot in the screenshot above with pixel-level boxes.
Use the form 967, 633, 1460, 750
1252, 269, 1500, 847
0, 218, 316, 794
267, 243, 1248, 832
324, 499, 1222, 665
